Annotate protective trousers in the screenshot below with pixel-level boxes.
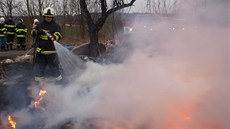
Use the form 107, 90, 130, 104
34, 53, 62, 82
0, 37, 6, 50
6, 34, 14, 50
17, 37, 26, 50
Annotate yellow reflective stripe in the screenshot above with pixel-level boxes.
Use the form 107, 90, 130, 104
36, 48, 56, 54
41, 37, 49, 40
0, 34, 5, 36
5, 25, 15, 28
55, 75, 62, 81
39, 35, 49, 40
6, 42, 13, 44
35, 76, 44, 81
41, 51, 56, 54
36, 47, 41, 52
16, 35, 26, 37
16, 29, 27, 32
7, 32, 15, 34
31, 29, 37, 34
54, 35, 58, 40
53, 32, 62, 40
0, 28, 7, 31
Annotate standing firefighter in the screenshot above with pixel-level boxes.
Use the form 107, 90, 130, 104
15, 18, 27, 50
31, 7, 62, 83
0, 17, 7, 51
5, 15, 16, 50
32, 19, 39, 46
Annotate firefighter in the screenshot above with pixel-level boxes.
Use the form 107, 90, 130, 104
15, 18, 28, 50
32, 19, 39, 47
0, 17, 7, 51
31, 7, 62, 83
5, 15, 16, 50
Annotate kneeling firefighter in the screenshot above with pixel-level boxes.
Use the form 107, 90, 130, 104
31, 7, 62, 83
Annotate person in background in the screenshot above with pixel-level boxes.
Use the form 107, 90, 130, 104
0, 17, 7, 51
32, 18, 39, 48
15, 18, 28, 50
31, 7, 63, 83
4, 15, 16, 50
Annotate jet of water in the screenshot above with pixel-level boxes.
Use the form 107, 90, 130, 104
53, 41, 86, 76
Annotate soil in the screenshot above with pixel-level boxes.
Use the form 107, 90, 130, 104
0, 49, 33, 61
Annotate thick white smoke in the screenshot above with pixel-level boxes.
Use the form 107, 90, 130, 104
8, 0, 230, 129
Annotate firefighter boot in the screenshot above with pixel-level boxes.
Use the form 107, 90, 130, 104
6, 44, 9, 51
10, 44, 13, 50
1, 46, 5, 51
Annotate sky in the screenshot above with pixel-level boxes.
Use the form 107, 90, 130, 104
129, 0, 148, 13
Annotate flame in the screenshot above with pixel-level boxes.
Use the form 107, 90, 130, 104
7, 115, 16, 129
33, 90, 47, 110
165, 102, 195, 129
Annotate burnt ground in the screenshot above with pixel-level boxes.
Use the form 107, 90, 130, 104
0, 49, 34, 115
0, 43, 128, 128
0, 49, 32, 60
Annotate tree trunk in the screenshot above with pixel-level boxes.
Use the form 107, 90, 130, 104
89, 29, 99, 57
80, 0, 136, 57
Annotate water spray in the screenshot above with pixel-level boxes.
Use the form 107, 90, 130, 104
43, 30, 86, 75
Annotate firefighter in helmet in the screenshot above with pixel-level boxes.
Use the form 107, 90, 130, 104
15, 18, 28, 50
32, 18, 39, 47
31, 7, 62, 83
0, 17, 7, 51
5, 15, 16, 50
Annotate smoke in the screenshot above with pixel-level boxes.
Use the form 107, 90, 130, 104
2, 1, 229, 129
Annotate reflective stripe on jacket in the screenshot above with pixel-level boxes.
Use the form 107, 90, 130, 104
15, 23, 27, 37
36, 47, 56, 55
5, 20, 16, 34
0, 23, 7, 37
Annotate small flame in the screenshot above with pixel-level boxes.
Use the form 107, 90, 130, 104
7, 115, 16, 129
33, 90, 47, 110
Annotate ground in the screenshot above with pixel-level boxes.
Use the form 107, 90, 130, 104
0, 49, 32, 61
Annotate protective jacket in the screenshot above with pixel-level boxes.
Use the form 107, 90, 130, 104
0, 24, 6, 37
4, 19, 15, 35
32, 20, 62, 54
15, 23, 27, 37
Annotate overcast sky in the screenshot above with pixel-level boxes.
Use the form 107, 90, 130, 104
125, 0, 146, 12
129, 0, 147, 13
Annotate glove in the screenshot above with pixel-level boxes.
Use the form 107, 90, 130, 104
50, 36, 55, 42
46, 32, 55, 42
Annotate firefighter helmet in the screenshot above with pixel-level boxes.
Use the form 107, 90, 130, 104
34, 19, 39, 23
0, 17, 5, 23
43, 7, 55, 17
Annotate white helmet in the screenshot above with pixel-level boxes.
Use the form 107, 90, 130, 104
0, 17, 5, 23
34, 19, 39, 23
43, 7, 55, 17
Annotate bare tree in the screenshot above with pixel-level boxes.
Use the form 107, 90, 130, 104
147, 0, 181, 15
80, 0, 136, 57
0, 0, 22, 16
